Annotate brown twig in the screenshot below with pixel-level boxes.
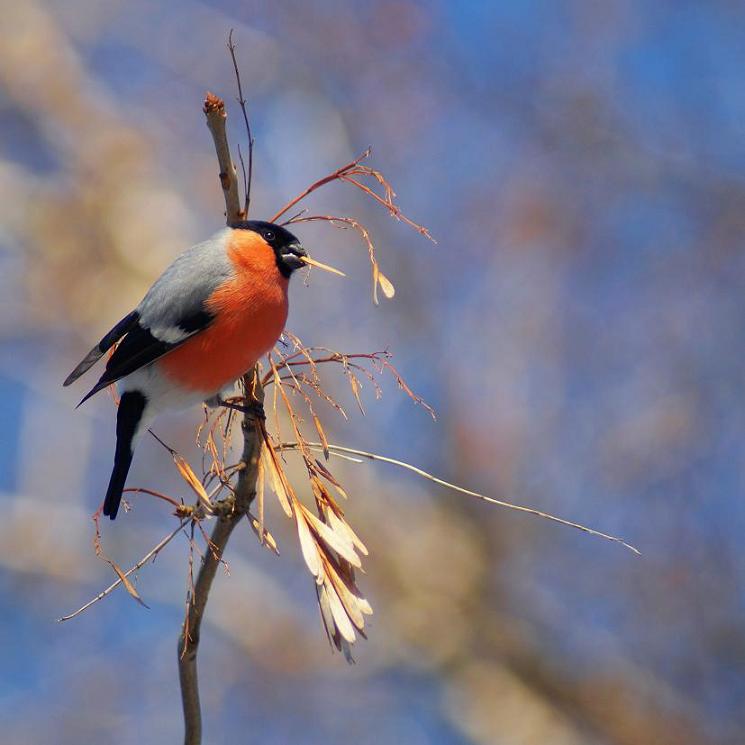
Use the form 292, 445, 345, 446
227, 29, 254, 217
178, 376, 264, 745
57, 521, 187, 622
269, 149, 372, 223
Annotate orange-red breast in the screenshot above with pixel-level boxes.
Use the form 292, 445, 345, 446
64, 221, 307, 519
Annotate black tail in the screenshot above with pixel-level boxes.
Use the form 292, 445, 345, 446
103, 390, 147, 520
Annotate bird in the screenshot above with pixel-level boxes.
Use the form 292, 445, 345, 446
64, 220, 335, 520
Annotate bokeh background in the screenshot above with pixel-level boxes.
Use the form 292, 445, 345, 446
1, 1, 744, 743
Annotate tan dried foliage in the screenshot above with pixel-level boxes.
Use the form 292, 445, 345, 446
63, 133, 637, 663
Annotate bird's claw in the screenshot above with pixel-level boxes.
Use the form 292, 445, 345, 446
217, 397, 265, 421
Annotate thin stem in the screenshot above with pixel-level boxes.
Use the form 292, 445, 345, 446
269, 149, 371, 223
57, 521, 186, 622
227, 30, 254, 217
277, 441, 641, 556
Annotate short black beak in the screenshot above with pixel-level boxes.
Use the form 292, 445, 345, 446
280, 242, 307, 270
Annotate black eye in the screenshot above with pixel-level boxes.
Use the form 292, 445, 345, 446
263, 230, 275, 242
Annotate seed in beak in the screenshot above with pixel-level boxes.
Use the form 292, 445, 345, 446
298, 255, 346, 277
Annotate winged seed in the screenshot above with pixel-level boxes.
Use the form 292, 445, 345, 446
301, 506, 360, 568
296, 512, 322, 579
324, 579, 357, 643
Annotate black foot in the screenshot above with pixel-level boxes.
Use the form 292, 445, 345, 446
218, 397, 265, 420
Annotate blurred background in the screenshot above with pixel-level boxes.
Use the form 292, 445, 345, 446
1, 1, 744, 743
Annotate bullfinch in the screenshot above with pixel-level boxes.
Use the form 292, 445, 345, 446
64, 220, 312, 519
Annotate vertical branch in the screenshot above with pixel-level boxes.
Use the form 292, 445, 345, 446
178, 375, 264, 745
203, 92, 245, 224
179, 90, 261, 745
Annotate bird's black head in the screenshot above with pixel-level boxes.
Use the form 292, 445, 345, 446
235, 220, 306, 278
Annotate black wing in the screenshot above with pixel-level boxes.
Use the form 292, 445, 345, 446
63, 311, 140, 387
75, 308, 213, 407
